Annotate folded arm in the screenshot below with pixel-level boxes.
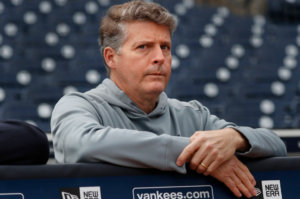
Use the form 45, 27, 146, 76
176, 101, 287, 197
51, 94, 190, 173
177, 101, 286, 172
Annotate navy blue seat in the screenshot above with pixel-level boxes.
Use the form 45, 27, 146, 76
25, 46, 66, 60
0, 88, 23, 104
53, 69, 105, 87
24, 86, 63, 104
245, 64, 282, 82
222, 100, 263, 128
6, 59, 46, 74
239, 82, 295, 100
292, 114, 300, 128
0, 102, 51, 132
0, 102, 39, 121
0, 73, 22, 88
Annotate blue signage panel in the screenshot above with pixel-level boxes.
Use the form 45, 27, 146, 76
0, 170, 298, 199
133, 185, 213, 199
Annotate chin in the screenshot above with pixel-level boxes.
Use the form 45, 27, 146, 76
143, 79, 167, 95
147, 85, 165, 95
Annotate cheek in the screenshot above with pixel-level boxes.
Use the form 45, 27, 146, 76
121, 59, 145, 81
165, 57, 172, 72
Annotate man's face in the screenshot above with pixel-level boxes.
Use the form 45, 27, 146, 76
111, 21, 172, 101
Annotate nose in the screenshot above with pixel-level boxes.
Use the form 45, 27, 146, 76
152, 45, 165, 65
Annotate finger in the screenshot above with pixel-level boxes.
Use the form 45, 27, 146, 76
189, 147, 208, 170
231, 170, 253, 198
235, 160, 257, 196
177, 142, 201, 166
237, 159, 256, 186
222, 177, 242, 198
190, 134, 196, 142
185, 152, 195, 163
202, 154, 224, 176
195, 161, 209, 174
196, 151, 219, 174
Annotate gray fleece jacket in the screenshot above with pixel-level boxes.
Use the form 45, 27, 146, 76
51, 78, 287, 174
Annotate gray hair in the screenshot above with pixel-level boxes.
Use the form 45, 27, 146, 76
99, 0, 177, 77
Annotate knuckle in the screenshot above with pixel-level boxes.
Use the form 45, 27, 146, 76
206, 169, 212, 175
242, 167, 250, 173
216, 155, 224, 162
196, 170, 202, 174
196, 167, 203, 174
190, 160, 198, 167
227, 181, 236, 189
206, 144, 213, 150
211, 150, 218, 156
249, 176, 255, 182
203, 172, 209, 176
224, 170, 233, 177
222, 176, 231, 184
198, 165, 205, 171
199, 136, 207, 142
185, 146, 194, 154
235, 179, 242, 187
241, 174, 248, 181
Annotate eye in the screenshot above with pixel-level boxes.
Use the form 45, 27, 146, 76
161, 45, 170, 50
138, 45, 146, 49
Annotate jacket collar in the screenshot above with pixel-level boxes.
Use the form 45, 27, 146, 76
101, 78, 168, 117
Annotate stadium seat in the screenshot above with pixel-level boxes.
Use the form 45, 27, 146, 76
0, 102, 40, 121
24, 85, 64, 104
0, 0, 299, 136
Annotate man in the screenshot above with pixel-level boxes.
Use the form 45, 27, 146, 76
51, 1, 286, 198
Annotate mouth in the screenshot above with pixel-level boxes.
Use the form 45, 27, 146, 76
149, 73, 164, 76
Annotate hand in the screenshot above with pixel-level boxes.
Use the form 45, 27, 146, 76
209, 156, 257, 198
177, 128, 250, 175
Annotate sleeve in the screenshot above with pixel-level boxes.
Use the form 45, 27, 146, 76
51, 94, 190, 173
191, 100, 287, 158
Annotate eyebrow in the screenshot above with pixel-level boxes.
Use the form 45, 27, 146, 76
132, 40, 172, 47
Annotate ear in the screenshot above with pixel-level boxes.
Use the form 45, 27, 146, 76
104, 47, 118, 69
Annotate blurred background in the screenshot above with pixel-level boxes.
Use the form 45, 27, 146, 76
0, 0, 299, 160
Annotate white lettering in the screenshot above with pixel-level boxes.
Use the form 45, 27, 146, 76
170, 192, 176, 199
187, 192, 193, 199
156, 191, 163, 199
163, 193, 169, 199
266, 190, 280, 197
193, 192, 199, 198
144, 193, 150, 199
177, 192, 183, 199
200, 191, 210, 198
150, 193, 156, 199
137, 193, 143, 199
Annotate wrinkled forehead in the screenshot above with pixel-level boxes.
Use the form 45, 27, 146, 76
123, 21, 172, 45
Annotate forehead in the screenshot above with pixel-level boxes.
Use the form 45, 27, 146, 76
123, 21, 171, 44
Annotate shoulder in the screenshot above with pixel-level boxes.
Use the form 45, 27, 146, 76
167, 98, 208, 112
53, 90, 104, 114
57, 91, 93, 104
57, 87, 107, 105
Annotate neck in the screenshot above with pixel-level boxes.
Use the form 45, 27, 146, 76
131, 96, 158, 114
110, 77, 159, 114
